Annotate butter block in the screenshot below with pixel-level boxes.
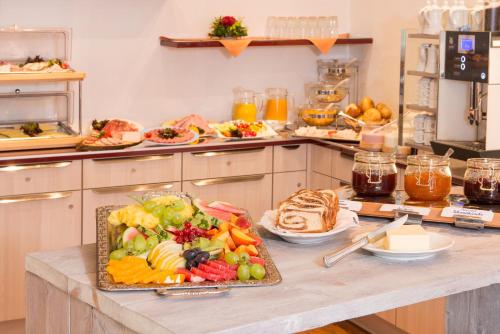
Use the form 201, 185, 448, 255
384, 225, 430, 251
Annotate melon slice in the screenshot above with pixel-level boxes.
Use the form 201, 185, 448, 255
208, 201, 246, 215
193, 199, 232, 221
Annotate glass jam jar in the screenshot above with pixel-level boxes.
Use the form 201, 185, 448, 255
352, 152, 397, 197
463, 158, 500, 204
404, 155, 452, 202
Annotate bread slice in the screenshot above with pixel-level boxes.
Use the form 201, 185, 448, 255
276, 189, 339, 233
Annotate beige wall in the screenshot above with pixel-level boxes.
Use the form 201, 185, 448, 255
349, 0, 427, 110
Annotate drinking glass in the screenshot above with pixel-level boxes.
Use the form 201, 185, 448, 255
266, 16, 279, 38
306, 17, 321, 38
327, 16, 338, 37
276, 17, 287, 39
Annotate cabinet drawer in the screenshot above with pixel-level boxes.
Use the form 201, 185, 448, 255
333, 152, 354, 183
273, 144, 307, 172
82, 182, 181, 244
0, 160, 81, 197
310, 144, 333, 176
182, 147, 272, 181
182, 174, 272, 220
83, 154, 181, 189
0, 190, 81, 321
272, 171, 306, 208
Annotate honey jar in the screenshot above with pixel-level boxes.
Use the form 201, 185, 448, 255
352, 152, 397, 197
463, 158, 500, 204
404, 155, 451, 202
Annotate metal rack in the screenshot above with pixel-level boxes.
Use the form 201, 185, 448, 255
398, 29, 441, 152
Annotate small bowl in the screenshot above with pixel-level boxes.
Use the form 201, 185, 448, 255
300, 105, 339, 127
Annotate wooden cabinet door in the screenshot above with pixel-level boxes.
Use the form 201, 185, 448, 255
310, 145, 333, 176
83, 154, 181, 189
396, 298, 446, 334
309, 172, 333, 190
0, 191, 81, 322
183, 147, 272, 180
0, 160, 81, 197
182, 174, 272, 220
272, 171, 307, 208
82, 182, 181, 244
273, 144, 307, 172
333, 152, 354, 183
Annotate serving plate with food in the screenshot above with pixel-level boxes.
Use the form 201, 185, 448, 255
97, 192, 281, 292
210, 120, 278, 140
161, 114, 215, 137
361, 225, 454, 261
78, 118, 143, 151
143, 127, 199, 146
259, 189, 359, 244
293, 126, 360, 143
0, 56, 73, 73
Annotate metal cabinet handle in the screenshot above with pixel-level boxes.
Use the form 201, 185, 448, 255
0, 161, 72, 172
91, 183, 175, 194
92, 154, 174, 163
0, 191, 73, 204
191, 147, 265, 157
281, 145, 301, 151
191, 174, 265, 187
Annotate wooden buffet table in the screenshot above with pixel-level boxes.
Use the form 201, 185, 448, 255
25, 221, 500, 334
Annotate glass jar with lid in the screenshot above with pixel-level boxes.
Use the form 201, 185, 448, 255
352, 152, 398, 197
463, 158, 500, 204
404, 155, 452, 202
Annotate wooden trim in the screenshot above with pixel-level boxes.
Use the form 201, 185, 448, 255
0, 72, 85, 83
159, 36, 373, 48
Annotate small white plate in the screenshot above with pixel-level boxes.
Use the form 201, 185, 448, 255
362, 232, 455, 261
258, 209, 359, 245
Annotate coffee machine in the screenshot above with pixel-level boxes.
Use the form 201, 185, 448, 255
431, 30, 500, 160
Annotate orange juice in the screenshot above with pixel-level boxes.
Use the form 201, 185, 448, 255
232, 103, 258, 122
265, 98, 288, 121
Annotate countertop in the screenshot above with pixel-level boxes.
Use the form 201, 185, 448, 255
26, 221, 500, 334
0, 134, 467, 183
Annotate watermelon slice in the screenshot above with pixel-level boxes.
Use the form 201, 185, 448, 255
208, 201, 246, 215
193, 199, 233, 221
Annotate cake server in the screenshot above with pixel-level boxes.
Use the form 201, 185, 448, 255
323, 215, 408, 268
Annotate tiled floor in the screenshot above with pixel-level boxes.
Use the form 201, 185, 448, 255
0, 319, 25, 334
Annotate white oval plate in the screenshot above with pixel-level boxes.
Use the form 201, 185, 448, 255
142, 128, 199, 146
362, 232, 455, 261
258, 208, 359, 245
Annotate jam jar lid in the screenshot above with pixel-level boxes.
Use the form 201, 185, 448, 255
467, 158, 500, 170
354, 151, 396, 164
407, 154, 450, 167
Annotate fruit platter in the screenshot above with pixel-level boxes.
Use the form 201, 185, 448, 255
210, 120, 278, 140
293, 126, 360, 143
97, 192, 281, 291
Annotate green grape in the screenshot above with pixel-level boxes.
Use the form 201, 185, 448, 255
133, 235, 147, 252
171, 200, 186, 211
125, 241, 134, 253
143, 200, 157, 213
172, 212, 184, 226
224, 252, 240, 265
237, 264, 250, 281
238, 252, 250, 264
152, 206, 164, 218
250, 264, 266, 280
146, 235, 159, 250
109, 248, 127, 260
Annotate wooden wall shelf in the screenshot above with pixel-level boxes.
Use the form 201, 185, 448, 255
0, 72, 86, 83
159, 36, 373, 49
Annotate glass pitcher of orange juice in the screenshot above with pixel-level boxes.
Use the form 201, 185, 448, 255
264, 88, 293, 123
232, 88, 263, 122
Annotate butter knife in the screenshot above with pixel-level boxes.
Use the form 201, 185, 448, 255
323, 215, 408, 268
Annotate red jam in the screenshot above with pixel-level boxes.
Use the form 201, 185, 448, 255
352, 170, 397, 197
464, 179, 500, 204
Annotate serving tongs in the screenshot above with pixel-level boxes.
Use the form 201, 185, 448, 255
156, 286, 230, 298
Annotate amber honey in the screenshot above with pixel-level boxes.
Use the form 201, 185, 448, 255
404, 171, 451, 202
